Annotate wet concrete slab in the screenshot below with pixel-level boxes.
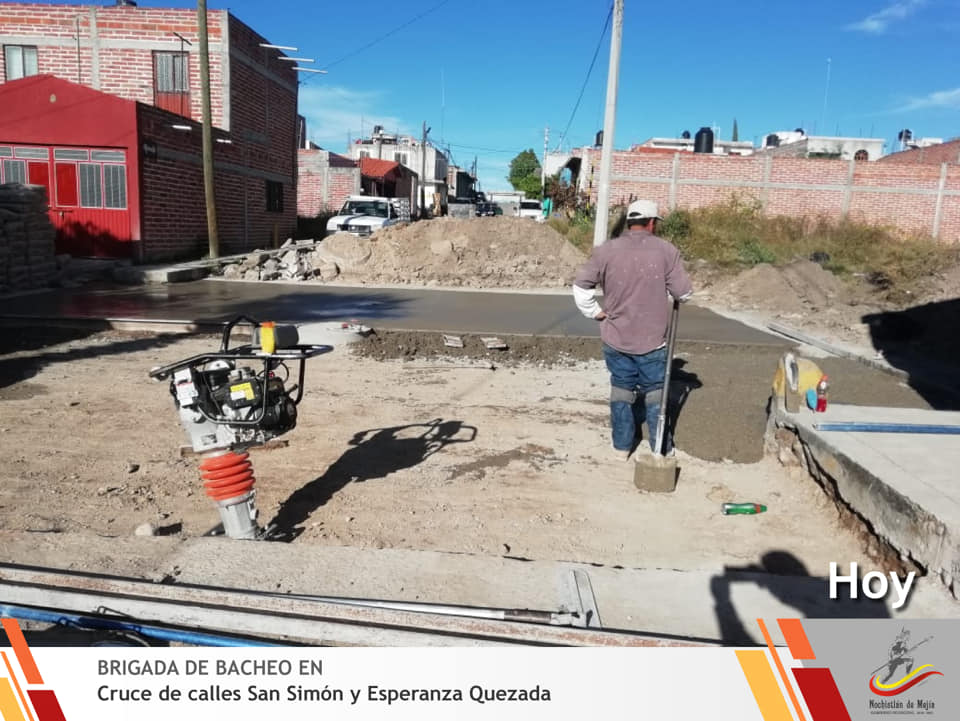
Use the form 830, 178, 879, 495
776, 404, 960, 598
0, 279, 788, 346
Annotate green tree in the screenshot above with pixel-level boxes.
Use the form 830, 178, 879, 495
508, 149, 542, 199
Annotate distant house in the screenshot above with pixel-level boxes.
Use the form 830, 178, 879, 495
359, 157, 417, 211
636, 137, 755, 156
348, 127, 448, 214
879, 138, 960, 165
756, 131, 885, 161
0, 2, 298, 260
446, 165, 475, 200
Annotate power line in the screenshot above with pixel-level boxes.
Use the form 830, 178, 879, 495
445, 142, 522, 154
556, 3, 613, 151
320, 0, 453, 70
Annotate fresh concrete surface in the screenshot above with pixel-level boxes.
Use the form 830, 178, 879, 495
2, 532, 955, 645
779, 404, 960, 595
0, 279, 788, 346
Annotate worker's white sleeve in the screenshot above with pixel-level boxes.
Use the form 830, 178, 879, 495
573, 284, 603, 319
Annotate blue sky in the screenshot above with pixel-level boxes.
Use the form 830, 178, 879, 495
24, 0, 960, 189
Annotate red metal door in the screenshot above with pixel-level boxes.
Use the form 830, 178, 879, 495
47, 148, 132, 258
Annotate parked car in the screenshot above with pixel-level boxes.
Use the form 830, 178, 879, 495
325, 196, 400, 236
518, 199, 543, 220
475, 202, 496, 217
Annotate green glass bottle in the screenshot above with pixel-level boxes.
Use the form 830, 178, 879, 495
722, 503, 767, 515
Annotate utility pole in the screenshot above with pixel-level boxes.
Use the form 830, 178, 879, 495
541, 125, 549, 197
197, 0, 219, 258
420, 121, 430, 218
592, 0, 623, 247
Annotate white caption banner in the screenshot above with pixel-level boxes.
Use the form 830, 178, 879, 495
28, 647, 764, 720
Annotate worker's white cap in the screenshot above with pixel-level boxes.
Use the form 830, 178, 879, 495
626, 199, 662, 220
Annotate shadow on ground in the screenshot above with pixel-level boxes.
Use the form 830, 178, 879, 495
864, 298, 960, 410
267, 418, 478, 541
710, 551, 890, 645
0, 325, 191, 392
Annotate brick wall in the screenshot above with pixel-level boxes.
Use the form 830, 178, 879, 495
0, 4, 228, 127
0, 4, 299, 260
879, 139, 960, 165
297, 150, 360, 217
575, 148, 960, 243
139, 104, 295, 261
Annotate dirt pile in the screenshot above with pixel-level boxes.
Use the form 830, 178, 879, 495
324, 216, 586, 288
704, 259, 851, 313
213, 218, 586, 289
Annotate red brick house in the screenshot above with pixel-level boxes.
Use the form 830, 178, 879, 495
0, 2, 298, 260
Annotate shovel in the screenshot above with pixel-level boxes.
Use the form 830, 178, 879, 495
633, 298, 681, 493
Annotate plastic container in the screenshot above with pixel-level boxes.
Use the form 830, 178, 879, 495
722, 503, 767, 515
816, 375, 829, 412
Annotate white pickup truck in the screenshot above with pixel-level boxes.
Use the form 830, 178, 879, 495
325, 196, 401, 237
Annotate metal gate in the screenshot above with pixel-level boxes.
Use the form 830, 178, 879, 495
0, 144, 132, 258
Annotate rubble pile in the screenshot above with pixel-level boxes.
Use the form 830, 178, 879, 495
0, 184, 57, 293
213, 217, 587, 289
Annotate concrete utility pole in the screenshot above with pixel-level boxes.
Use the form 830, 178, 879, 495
592, 0, 623, 248
541, 126, 549, 197
197, 0, 219, 258
420, 121, 430, 217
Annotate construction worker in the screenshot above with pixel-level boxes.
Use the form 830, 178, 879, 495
572, 199, 693, 460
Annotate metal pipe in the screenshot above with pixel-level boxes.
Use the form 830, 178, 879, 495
278, 595, 577, 626
814, 422, 960, 434
0, 604, 278, 647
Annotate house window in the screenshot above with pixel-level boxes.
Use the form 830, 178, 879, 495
2, 159, 26, 184
153, 51, 191, 117
266, 181, 283, 212
103, 165, 127, 209
393, 152, 408, 165
4, 45, 38, 81
853, 149, 869, 161
79, 163, 103, 208
359, 150, 370, 159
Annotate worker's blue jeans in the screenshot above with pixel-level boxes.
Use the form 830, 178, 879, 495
603, 344, 671, 453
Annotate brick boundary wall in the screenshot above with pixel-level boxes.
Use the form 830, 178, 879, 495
574, 150, 960, 243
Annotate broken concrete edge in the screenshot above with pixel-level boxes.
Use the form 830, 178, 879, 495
769, 407, 958, 600
109, 239, 323, 285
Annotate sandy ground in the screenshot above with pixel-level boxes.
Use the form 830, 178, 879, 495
0, 328, 930, 581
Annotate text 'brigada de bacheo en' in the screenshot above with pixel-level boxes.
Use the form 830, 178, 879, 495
97, 659, 323, 676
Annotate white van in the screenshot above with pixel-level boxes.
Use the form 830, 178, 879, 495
518, 199, 543, 220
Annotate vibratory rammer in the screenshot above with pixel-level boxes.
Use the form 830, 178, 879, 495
149, 316, 332, 540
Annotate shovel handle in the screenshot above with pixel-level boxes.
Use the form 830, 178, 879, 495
653, 298, 681, 456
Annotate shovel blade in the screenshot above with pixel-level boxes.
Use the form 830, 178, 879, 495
633, 454, 679, 493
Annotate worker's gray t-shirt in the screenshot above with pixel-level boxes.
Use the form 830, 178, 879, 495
574, 229, 693, 355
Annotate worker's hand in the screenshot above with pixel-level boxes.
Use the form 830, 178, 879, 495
594, 311, 607, 321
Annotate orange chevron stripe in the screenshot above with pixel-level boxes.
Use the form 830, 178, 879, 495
0, 622, 42, 686
736, 650, 794, 721
0, 677, 27, 721
1, 653, 34, 721
758, 618, 807, 721
778, 619, 816, 660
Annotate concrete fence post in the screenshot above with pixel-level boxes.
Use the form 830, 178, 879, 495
933, 163, 948, 240
669, 153, 680, 210
841, 159, 856, 218
760, 155, 772, 209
